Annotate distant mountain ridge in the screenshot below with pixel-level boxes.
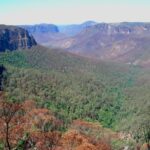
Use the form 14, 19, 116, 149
21, 24, 59, 34
20, 21, 97, 36
20, 21, 150, 67
62, 22, 150, 66
20, 21, 98, 46
58, 21, 97, 36
0, 25, 37, 52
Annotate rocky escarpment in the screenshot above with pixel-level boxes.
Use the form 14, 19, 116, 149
0, 25, 37, 52
43, 22, 150, 66
20, 22, 97, 46
21, 24, 59, 34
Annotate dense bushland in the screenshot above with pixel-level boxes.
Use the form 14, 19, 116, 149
0, 46, 149, 149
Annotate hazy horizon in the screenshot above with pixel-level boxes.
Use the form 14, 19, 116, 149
0, 0, 150, 25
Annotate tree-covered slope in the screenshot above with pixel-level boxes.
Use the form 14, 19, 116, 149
0, 46, 149, 145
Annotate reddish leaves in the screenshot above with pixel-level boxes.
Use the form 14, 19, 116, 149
0, 98, 22, 150
0, 98, 112, 150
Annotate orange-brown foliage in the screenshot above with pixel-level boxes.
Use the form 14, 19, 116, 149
61, 130, 89, 149
59, 129, 111, 150
140, 143, 150, 150
28, 131, 61, 150
0, 99, 23, 149
72, 120, 118, 142
22, 99, 36, 112
0, 98, 112, 150
76, 143, 97, 150
26, 108, 61, 132
0, 98, 62, 149
95, 140, 111, 150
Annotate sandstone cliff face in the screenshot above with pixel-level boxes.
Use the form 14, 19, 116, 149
21, 24, 59, 34
0, 25, 37, 52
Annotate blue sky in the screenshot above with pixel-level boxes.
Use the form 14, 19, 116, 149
0, 0, 150, 25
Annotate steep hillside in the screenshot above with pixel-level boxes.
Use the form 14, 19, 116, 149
62, 22, 150, 65
0, 25, 37, 52
0, 47, 148, 127
0, 45, 149, 142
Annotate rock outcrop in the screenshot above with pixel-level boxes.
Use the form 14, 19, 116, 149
0, 25, 37, 52
21, 24, 59, 34
0, 65, 6, 90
